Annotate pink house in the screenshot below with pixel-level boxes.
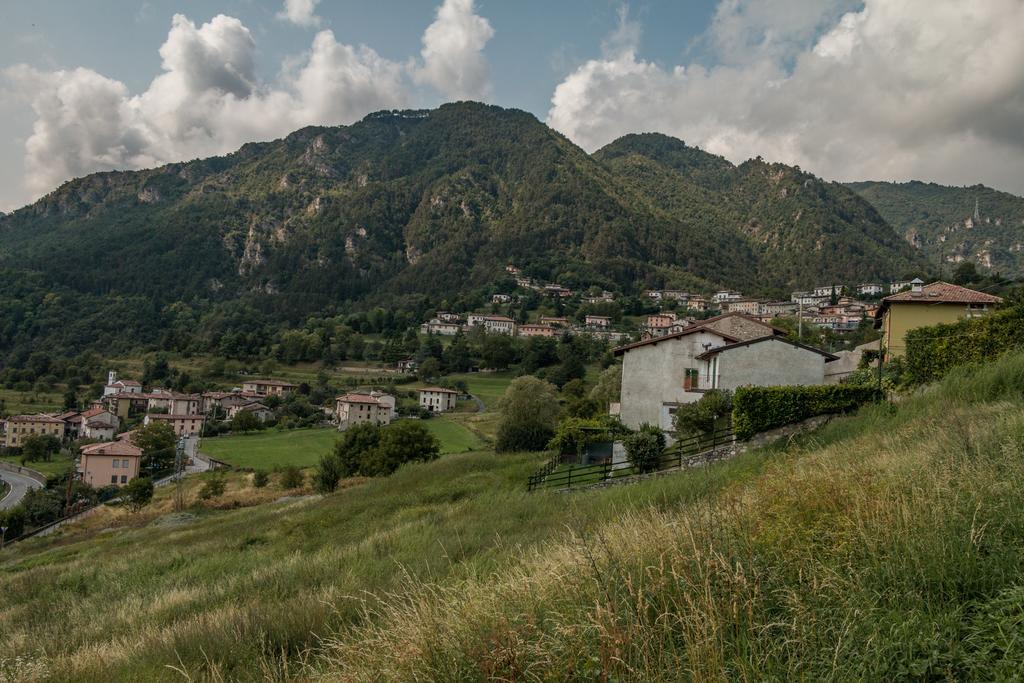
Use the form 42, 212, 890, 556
79, 441, 143, 487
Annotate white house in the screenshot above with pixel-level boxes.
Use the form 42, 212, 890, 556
693, 336, 837, 393
585, 315, 611, 328
102, 371, 143, 397
481, 316, 516, 335
419, 387, 459, 413
857, 283, 884, 297
614, 313, 791, 432
420, 318, 462, 336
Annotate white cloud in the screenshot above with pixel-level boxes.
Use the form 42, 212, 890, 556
414, 0, 495, 100
277, 0, 322, 28
548, 0, 1024, 194
3, 1, 496, 208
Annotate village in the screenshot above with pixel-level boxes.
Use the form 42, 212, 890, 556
0, 267, 1002, 497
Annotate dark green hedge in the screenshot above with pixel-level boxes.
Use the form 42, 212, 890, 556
904, 307, 1024, 385
733, 384, 881, 440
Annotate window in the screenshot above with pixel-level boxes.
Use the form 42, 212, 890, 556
683, 368, 700, 391
111, 475, 118, 484
120, 475, 127, 484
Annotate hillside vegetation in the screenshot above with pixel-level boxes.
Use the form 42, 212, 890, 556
0, 103, 924, 362
4, 349, 1024, 679
847, 180, 1024, 277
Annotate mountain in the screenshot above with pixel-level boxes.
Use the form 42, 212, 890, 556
846, 180, 1024, 277
0, 102, 923, 360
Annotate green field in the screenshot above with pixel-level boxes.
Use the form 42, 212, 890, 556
443, 372, 514, 408
200, 427, 338, 469
0, 453, 74, 479
7, 352, 1024, 679
0, 388, 63, 416
202, 418, 485, 469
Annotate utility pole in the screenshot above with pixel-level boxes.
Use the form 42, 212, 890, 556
174, 436, 185, 513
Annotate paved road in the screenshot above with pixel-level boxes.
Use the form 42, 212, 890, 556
469, 394, 487, 413
0, 469, 42, 510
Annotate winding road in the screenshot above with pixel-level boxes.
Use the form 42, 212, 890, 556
0, 469, 42, 510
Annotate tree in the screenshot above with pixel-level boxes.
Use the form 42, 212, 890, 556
332, 422, 382, 476
314, 451, 345, 493
21, 434, 61, 463
953, 260, 979, 285
443, 332, 472, 372
673, 390, 733, 437
481, 334, 517, 370
62, 388, 78, 411
132, 421, 177, 473
417, 357, 442, 381
361, 422, 440, 476
590, 364, 622, 411
251, 470, 269, 488
496, 376, 561, 452
123, 477, 154, 512
230, 410, 261, 433
624, 424, 666, 473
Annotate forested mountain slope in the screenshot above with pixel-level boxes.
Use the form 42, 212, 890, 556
846, 180, 1024, 277
0, 103, 925, 360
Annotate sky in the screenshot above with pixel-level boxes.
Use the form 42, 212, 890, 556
1, 0, 1023, 213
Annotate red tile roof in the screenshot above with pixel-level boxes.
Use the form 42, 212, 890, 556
335, 393, 382, 404
81, 441, 142, 457
7, 414, 66, 424
881, 281, 1002, 304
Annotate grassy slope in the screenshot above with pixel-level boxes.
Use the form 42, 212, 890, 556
4, 352, 1024, 679
202, 419, 485, 469
0, 453, 74, 478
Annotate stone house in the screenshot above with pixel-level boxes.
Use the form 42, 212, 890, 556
418, 387, 459, 413
335, 392, 394, 430
143, 413, 206, 436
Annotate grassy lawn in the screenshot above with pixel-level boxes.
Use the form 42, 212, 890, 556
420, 417, 485, 453
444, 372, 514, 408
0, 453, 74, 478
0, 388, 64, 416
202, 418, 487, 469
200, 427, 337, 470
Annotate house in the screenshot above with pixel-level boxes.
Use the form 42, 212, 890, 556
857, 283, 884, 297
491, 293, 514, 304
647, 312, 678, 328
437, 311, 462, 323
3, 414, 66, 448
225, 401, 272, 422
518, 324, 558, 338
874, 280, 1003, 359
468, 315, 512, 335
813, 285, 841, 297
792, 291, 830, 306
505, 264, 520, 275
420, 318, 462, 336
396, 358, 419, 373
418, 387, 459, 413
685, 296, 710, 312
102, 371, 143, 397
240, 379, 297, 397
201, 391, 259, 415
711, 290, 743, 305
693, 336, 837, 393
105, 392, 150, 420
335, 392, 394, 430
82, 418, 116, 442
56, 411, 84, 440
760, 301, 798, 317
585, 315, 612, 328
79, 441, 142, 487
889, 280, 915, 293
543, 284, 573, 298
644, 290, 664, 301
143, 413, 206, 436
722, 299, 763, 316
146, 391, 200, 416
539, 316, 569, 327
613, 313, 786, 432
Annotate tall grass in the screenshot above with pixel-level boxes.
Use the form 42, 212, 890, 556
4, 351, 1024, 680
312, 351, 1024, 680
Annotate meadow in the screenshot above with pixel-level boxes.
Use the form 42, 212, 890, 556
4, 351, 1024, 680
201, 417, 485, 469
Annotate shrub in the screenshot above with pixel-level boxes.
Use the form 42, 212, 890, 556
198, 473, 227, 500
251, 470, 269, 488
548, 415, 628, 458
0, 506, 27, 540
279, 466, 305, 490
314, 452, 345, 493
623, 424, 666, 473
732, 384, 881, 440
123, 477, 154, 512
673, 390, 733, 437
904, 306, 1024, 384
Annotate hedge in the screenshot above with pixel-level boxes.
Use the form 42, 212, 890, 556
732, 384, 881, 440
904, 306, 1024, 385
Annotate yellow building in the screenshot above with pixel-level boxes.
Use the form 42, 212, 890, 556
874, 280, 1002, 359
3, 414, 67, 448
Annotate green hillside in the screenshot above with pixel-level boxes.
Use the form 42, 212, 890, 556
5, 349, 1024, 679
847, 180, 1024, 277
0, 103, 923, 362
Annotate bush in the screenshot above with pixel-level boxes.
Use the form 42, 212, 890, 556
904, 306, 1024, 384
0, 506, 27, 540
279, 466, 305, 490
548, 415, 628, 458
198, 473, 227, 500
123, 477, 154, 512
314, 452, 345, 493
732, 384, 881, 440
623, 424, 666, 473
673, 390, 733, 437
251, 470, 269, 488
331, 422, 440, 478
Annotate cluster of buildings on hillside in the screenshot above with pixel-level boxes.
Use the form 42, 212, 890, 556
615, 281, 1003, 435
332, 386, 461, 432
421, 312, 629, 343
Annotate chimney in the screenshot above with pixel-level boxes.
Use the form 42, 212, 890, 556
910, 278, 924, 293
